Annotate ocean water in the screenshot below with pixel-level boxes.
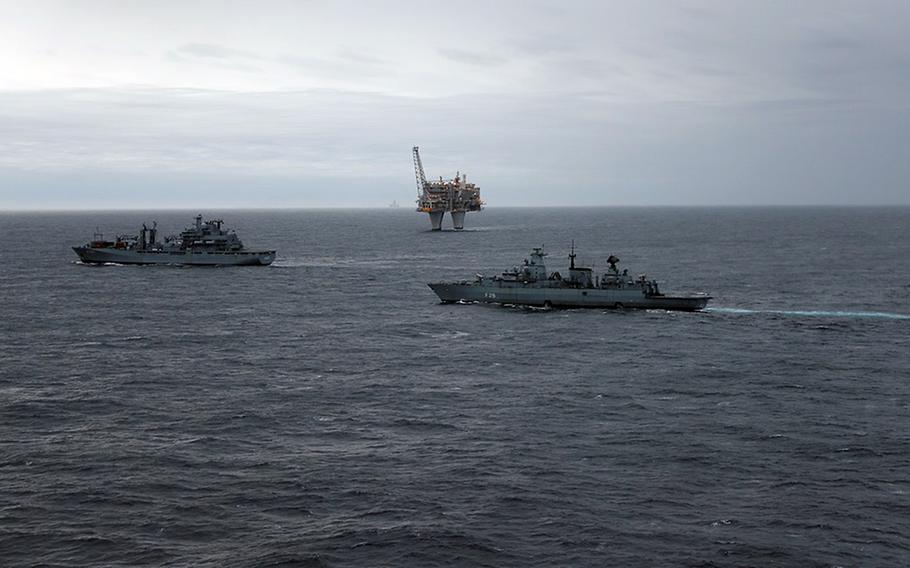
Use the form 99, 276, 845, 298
0, 207, 908, 567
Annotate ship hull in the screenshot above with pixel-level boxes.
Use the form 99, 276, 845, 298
73, 247, 275, 266
428, 282, 710, 311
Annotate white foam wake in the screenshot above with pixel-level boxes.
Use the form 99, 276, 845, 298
706, 307, 910, 320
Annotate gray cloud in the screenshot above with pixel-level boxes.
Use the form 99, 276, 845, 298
2, 1, 910, 208
505, 33, 576, 57
437, 48, 506, 67
176, 43, 263, 60
275, 53, 386, 80
1, 86, 908, 209
170, 42, 391, 79
171, 42, 389, 79
336, 48, 386, 66
167, 43, 266, 73
803, 35, 865, 51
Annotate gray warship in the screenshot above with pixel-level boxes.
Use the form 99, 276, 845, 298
429, 245, 710, 311
73, 215, 276, 266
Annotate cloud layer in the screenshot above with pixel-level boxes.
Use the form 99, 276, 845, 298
1, 1, 908, 208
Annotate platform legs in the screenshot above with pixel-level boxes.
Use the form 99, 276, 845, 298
427, 210, 469, 230
428, 211, 444, 231
450, 211, 465, 230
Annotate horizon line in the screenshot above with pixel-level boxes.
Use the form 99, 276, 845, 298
2, 203, 909, 213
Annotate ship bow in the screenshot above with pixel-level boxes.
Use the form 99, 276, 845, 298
428, 282, 460, 303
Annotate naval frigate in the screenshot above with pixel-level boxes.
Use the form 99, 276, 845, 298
429, 245, 711, 311
73, 215, 276, 266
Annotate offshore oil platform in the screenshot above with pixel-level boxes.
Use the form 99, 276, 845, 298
413, 146, 483, 230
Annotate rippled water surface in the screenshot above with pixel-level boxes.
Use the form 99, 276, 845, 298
1, 207, 909, 567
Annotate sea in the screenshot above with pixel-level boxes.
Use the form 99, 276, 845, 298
0, 207, 908, 567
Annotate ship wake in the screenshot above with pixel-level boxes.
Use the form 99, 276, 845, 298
706, 307, 910, 320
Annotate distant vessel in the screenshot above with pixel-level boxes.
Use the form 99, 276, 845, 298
413, 146, 483, 230
429, 245, 711, 311
389, 200, 400, 208
73, 215, 276, 266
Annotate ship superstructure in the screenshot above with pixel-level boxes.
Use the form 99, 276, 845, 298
73, 215, 276, 266
413, 146, 483, 230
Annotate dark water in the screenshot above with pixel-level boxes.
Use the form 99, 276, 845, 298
1, 207, 908, 567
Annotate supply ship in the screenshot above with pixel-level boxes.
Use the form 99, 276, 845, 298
73, 215, 276, 266
429, 245, 710, 311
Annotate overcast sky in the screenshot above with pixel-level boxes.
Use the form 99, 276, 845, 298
1, 0, 908, 209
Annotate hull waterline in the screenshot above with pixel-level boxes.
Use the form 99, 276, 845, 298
428, 282, 710, 311
73, 247, 275, 266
